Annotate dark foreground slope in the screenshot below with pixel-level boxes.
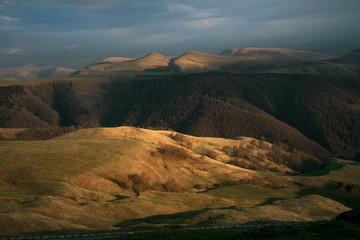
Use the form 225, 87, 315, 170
109, 209, 360, 240
0, 72, 359, 158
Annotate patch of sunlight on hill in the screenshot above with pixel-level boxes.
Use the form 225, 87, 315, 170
0, 137, 142, 177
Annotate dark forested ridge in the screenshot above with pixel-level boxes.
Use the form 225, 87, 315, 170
0, 72, 359, 158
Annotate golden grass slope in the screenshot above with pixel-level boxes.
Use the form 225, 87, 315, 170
0, 127, 253, 234
79, 52, 170, 74
79, 50, 249, 73
185, 194, 350, 226
172, 51, 248, 72
76, 48, 349, 75
0, 127, 358, 235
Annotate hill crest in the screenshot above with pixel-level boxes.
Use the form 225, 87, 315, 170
220, 47, 332, 60
78, 51, 171, 74
75, 47, 353, 75
0, 65, 75, 80
330, 48, 360, 64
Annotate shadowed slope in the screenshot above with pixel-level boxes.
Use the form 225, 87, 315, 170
330, 48, 360, 64
1, 71, 359, 157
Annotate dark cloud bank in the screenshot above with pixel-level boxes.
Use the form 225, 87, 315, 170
0, 0, 359, 69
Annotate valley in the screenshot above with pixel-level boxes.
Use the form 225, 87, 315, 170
0, 47, 360, 238
1, 0, 360, 238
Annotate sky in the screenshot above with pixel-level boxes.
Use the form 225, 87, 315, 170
0, 0, 360, 69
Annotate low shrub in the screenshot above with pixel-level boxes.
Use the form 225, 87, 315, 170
164, 178, 184, 192
157, 145, 191, 160
204, 149, 218, 159
128, 172, 153, 194
15, 126, 77, 140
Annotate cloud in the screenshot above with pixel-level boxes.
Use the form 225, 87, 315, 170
58, 0, 119, 10
0, 14, 18, 22
0, 0, 8, 7
181, 17, 230, 29
0, 47, 25, 55
62, 44, 78, 51
0, 0, 359, 69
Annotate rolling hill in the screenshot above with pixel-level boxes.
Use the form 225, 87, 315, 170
1, 126, 359, 235
1, 48, 360, 236
331, 48, 360, 64
75, 48, 358, 75
170, 51, 246, 72
0, 77, 25, 87
77, 52, 171, 74
0, 65, 75, 80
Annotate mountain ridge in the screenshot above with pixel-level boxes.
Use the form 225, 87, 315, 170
330, 48, 360, 64
75, 47, 359, 75
220, 47, 332, 60
0, 65, 75, 80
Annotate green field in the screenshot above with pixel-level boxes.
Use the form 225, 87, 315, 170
202, 184, 308, 202
305, 158, 360, 184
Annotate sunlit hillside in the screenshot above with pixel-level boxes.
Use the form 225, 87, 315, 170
0, 127, 359, 235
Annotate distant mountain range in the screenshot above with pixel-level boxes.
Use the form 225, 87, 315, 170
75, 47, 360, 75
219, 47, 331, 60
1, 47, 360, 79
0, 65, 75, 80
330, 48, 360, 64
